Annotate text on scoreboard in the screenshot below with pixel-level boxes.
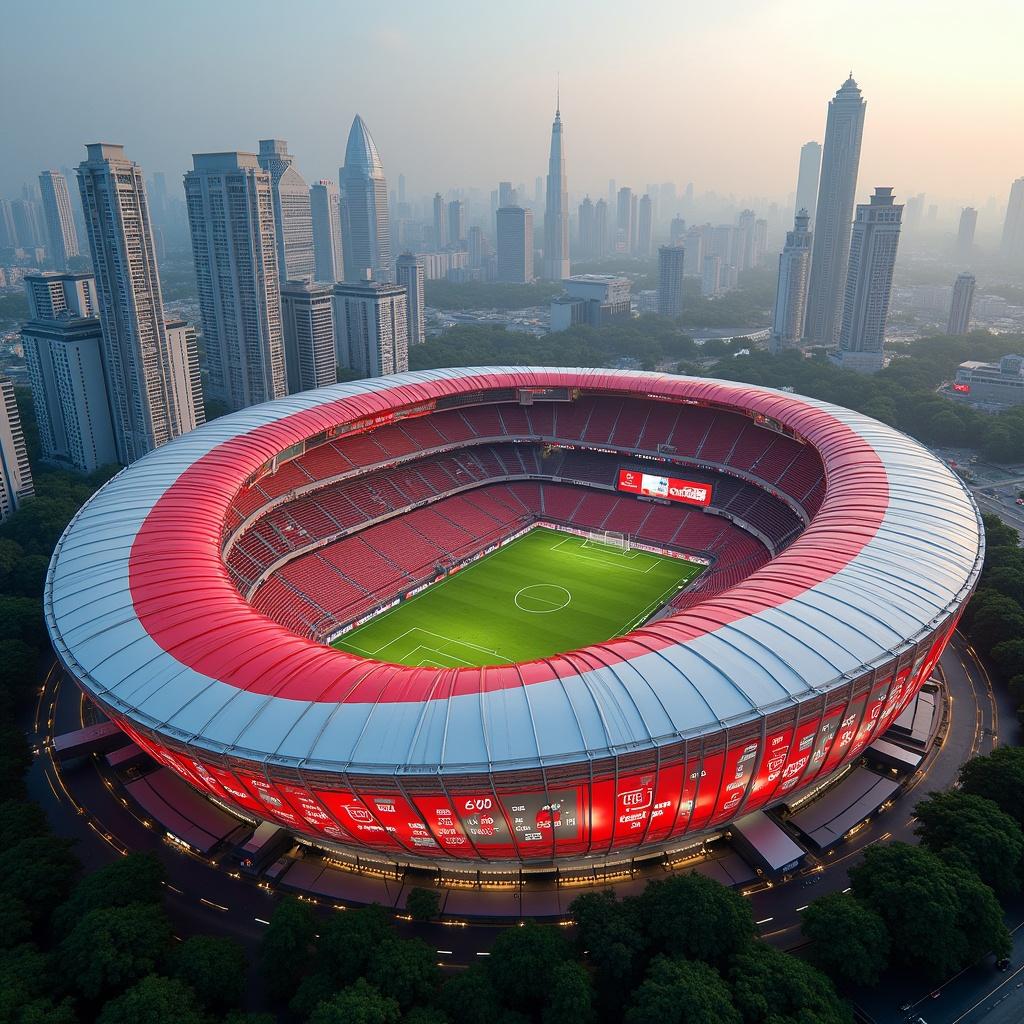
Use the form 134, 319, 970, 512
617, 468, 713, 507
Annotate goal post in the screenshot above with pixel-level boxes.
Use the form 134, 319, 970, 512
583, 529, 630, 552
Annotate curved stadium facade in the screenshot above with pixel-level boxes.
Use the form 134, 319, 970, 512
44, 368, 983, 868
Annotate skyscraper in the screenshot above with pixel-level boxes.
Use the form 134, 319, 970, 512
184, 151, 287, 411
38, 170, 79, 270
395, 252, 426, 347
333, 280, 408, 378
78, 143, 203, 464
657, 245, 685, 318
1000, 177, 1024, 267
835, 187, 903, 374
594, 199, 608, 257
578, 197, 595, 257
670, 215, 686, 245
496, 206, 533, 283
770, 210, 813, 353
736, 209, 757, 271
947, 273, 976, 335
340, 115, 392, 281
310, 179, 344, 283
956, 207, 978, 260
0, 200, 16, 248
0, 376, 33, 523
258, 139, 315, 283
499, 181, 515, 208
637, 195, 653, 257
616, 187, 633, 254
701, 255, 722, 297
804, 76, 866, 346
795, 142, 822, 229
21, 272, 116, 472
447, 200, 465, 247
542, 101, 570, 281
432, 192, 447, 249
281, 280, 337, 393
11, 198, 44, 248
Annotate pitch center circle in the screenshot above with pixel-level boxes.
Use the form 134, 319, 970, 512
514, 584, 572, 614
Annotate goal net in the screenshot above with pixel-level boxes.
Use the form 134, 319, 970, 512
583, 529, 630, 552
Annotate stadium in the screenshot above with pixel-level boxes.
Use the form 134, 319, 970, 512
44, 367, 983, 870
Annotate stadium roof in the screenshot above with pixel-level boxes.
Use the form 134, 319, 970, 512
44, 368, 983, 776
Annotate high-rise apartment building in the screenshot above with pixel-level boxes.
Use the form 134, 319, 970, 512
333, 281, 408, 378
395, 253, 426, 348
310, 179, 344, 283
78, 143, 203, 464
38, 170, 79, 271
258, 139, 315, 284
1000, 178, 1024, 267
0, 200, 16, 248
736, 209, 757, 271
947, 272, 976, 335
593, 199, 608, 257
281, 280, 337, 393
432, 193, 447, 249
496, 206, 533, 283
795, 141, 822, 228
21, 272, 116, 472
637, 195, 653, 257
11, 198, 44, 248
340, 115, 392, 282
835, 187, 902, 373
542, 102, 570, 280
578, 197, 596, 257
804, 76, 866, 345
657, 245, 685, 318
184, 151, 287, 411
447, 200, 465, 246
616, 187, 633, 254
670, 216, 686, 245
770, 210, 813, 353
956, 207, 977, 260
702, 255, 722, 297
0, 376, 33, 523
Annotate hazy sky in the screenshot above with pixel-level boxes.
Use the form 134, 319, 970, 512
3, 0, 1023, 211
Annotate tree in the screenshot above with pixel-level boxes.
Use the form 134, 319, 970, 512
728, 942, 853, 1024
406, 886, 441, 922
638, 873, 755, 965
0, 942, 76, 1024
0, 798, 49, 850
625, 956, 741, 1024
366, 937, 440, 1010
485, 921, 571, 1016
309, 979, 401, 1024
967, 592, 1024, 654
801, 892, 890, 988
992, 638, 1024, 679
0, 835, 80, 924
984, 567, 1024, 607
959, 746, 1024, 826
258, 896, 316, 1003
914, 790, 1024, 896
849, 842, 1004, 980
541, 960, 594, 1024
0, 893, 33, 949
568, 889, 646, 1011
982, 514, 1021, 550
438, 965, 507, 1024
169, 934, 248, 1011
96, 975, 206, 1024
60, 902, 173, 1000
53, 852, 165, 934
405, 1008, 450, 1024
314, 903, 393, 986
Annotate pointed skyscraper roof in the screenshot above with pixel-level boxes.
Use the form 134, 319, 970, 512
344, 115, 384, 178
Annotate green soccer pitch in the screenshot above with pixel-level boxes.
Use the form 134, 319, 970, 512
332, 526, 705, 668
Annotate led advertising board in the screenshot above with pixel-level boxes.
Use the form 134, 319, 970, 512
617, 468, 713, 506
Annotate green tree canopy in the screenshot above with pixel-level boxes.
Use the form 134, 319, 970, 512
638, 873, 755, 965
60, 902, 173, 1000
568, 888, 647, 1002
541, 959, 594, 1024
258, 896, 316, 1003
405, 886, 441, 922
54, 852, 165, 935
365, 937, 440, 1010
625, 956, 741, 1024
728, 941, 853, 1024
485, 921, 572, 1016
914, 790, 1024, 895
96, 975, 206, 1024
308, 978, 401, 1024
168, 934, 248, 1011
801, 892, 890, 988
959, 746, 1024, 826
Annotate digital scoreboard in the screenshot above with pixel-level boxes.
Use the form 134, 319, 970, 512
617, 468, 713, 507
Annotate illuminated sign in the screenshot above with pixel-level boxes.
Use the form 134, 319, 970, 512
617, 469, 712, 507
952, 383, 970, 393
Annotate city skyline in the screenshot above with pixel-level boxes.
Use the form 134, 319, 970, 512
4, 1, 1023, 211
